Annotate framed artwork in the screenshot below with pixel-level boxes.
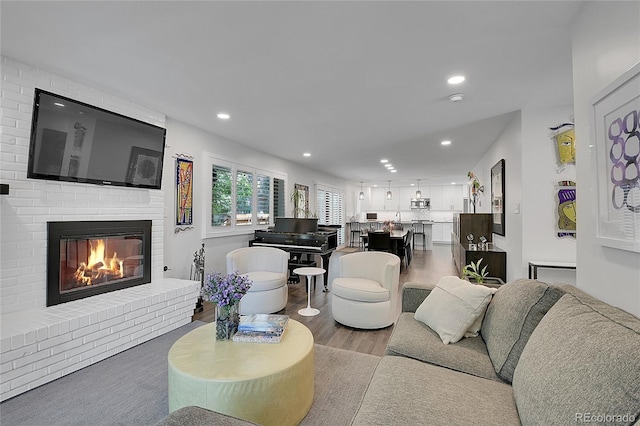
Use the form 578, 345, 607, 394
293, 183, 309, 218
591, 62, 640, 252
176, 158, 193, 226
126, 146, 163, 187
556, 180, 576, 238
491, 159, 505, 236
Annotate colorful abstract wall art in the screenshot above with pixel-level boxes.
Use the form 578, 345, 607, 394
176, 158, 193, 226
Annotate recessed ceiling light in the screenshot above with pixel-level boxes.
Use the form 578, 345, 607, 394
448, 75, 465, 85
390, 169, 397, 173
217, 112, 230, 120
303, 152, 311, 157
441, 140, 452, 146
380, 159, 389, 163
54, 102, 65, 107
448, 93, 464, 102
451, 182, 456, 185
385, 164, 393, 168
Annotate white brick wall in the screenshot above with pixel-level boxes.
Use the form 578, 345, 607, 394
0, 56, 166, 314
0, 278, 200, 401
0, 57, 200, 402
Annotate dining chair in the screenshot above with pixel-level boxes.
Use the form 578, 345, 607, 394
367, 232, 392, 252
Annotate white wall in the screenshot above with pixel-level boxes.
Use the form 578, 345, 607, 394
0, 57, 166, 315
521, 105, 576, 283
162, 118, 346, 281
470, 112, 524, 283
572, 2, 640, 316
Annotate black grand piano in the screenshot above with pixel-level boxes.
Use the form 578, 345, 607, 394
250, 218, 338, 292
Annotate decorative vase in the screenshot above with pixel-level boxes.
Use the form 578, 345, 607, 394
215, 303, 240, 340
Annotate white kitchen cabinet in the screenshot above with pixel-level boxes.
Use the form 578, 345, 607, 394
442, 185, 463, 211
432, 222, 444, 242
430, 185, 463, 211
442, 222, 453, 243
432, 222, 453, 243
398, 186, 414, 210
370, 187, 386, 210
430, 186, 444, 210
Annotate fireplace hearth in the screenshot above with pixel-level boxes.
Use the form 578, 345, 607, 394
47, 220, 152, 306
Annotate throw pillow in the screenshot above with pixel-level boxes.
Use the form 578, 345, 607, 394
481, 279, 565, 383
414, 276, 496, 344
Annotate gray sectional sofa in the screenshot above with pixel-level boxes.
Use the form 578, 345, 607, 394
352, 279, 640, 425
159, 278, 640, 425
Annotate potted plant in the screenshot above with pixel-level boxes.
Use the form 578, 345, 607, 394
462, 258, 504, 286
202, 271, 252, 340
462, 258, 489, 283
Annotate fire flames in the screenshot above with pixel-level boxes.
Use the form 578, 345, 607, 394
74, 239, 124, 285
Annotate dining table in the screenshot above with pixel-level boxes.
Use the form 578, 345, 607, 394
361, 228, 408, 255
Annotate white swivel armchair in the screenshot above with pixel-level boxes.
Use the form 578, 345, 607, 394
226, 246, 289, 315
331, 251, 401, 329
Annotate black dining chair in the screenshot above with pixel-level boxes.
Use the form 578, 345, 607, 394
396, 229, 413, 269
367, 232, 392, 252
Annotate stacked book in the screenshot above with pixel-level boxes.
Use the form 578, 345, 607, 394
232, 314, 289, 344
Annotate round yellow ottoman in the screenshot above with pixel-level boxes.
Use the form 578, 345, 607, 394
168, 320, 314, 426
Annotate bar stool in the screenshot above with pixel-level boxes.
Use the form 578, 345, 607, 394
349, 222, 361, 247
412, 222, 426, 251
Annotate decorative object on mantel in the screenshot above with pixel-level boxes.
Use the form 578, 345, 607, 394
175, 155, 194, 232
202, 271, 252, 340
549, 122, 575, 172
467, 172, 484, 213
556, 181, 576, 238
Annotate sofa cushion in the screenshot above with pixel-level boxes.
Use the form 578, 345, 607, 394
352, 356, 520, 426
415, 276, 496, 344
332, 277, 389, 303
386, 312, 502, 381
512, 288, 640, 426
481, 278, 565, 383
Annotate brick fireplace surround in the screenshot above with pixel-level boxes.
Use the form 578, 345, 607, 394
0, 57, 200, 401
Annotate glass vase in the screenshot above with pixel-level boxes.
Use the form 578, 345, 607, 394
216, 303, 240, 340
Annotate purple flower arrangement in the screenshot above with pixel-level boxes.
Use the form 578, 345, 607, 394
201, 271, 252, 307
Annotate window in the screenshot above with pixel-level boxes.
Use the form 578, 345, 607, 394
273, 177, 285, 220
256, 174, 270, 225
317, 185, 345, 246
205, 152, 286, 237
236, 169, 253, 226
212, 165, 232, 227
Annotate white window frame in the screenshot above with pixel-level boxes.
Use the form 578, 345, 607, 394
316, 182, 346, 247
203, 152, 286, 238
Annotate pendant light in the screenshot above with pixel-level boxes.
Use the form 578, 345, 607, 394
359, 181, 364, 200
415, 179, 422, 199
386, 180, 393, 200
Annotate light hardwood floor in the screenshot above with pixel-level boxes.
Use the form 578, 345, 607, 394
193, 243, 458, 356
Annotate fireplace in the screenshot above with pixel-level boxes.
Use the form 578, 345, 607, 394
47, 220, 152, 306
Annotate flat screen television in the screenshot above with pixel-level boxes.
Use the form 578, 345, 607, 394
27, 89, 167, 189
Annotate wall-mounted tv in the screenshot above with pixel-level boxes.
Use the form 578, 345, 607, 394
27, 89, 167, 189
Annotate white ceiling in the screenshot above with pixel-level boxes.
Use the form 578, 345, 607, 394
1, 1, 583, 187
